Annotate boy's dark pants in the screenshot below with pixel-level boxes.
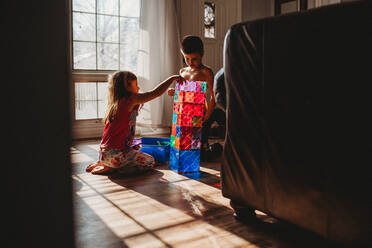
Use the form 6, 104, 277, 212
201, 108, 226, 149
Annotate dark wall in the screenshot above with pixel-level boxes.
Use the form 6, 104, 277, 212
242, 0, 274, 22
4, 1, 74, 247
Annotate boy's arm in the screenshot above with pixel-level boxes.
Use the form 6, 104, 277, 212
204, 69, 215, 122
214, 68, 226, 111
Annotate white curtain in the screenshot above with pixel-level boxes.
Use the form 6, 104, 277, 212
136, 0, 182, 135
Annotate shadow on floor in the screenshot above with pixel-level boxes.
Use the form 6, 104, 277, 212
72, 177, 129, 248
107, 169, 342, 248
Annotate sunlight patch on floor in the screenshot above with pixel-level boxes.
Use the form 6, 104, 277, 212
73, 171, 258, 248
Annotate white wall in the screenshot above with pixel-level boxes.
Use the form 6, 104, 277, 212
175, 0, 242, 73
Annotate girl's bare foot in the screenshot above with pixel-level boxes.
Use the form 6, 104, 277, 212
86, 162, 101, 173
91, 165, 116, 175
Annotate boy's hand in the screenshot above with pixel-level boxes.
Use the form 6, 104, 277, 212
196, 117, 204, 127
167, 88, 175, 97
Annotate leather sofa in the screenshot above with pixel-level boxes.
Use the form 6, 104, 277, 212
220, 1, 372, 246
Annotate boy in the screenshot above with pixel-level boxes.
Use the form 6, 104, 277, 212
168, 35, 216, 161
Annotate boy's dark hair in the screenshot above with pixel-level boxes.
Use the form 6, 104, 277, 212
181, 35, 204, 55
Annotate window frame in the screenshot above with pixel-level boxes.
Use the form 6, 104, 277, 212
203, 1, 217, 40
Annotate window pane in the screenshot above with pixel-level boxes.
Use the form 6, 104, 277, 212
73, 0, 95, 13
72, 0, 140, 72
75, 83, 97, 100
97, 0, 118, 15
120, 0, 140, 17
98, 83, 108, 119
120, 44, 137, 72
97, 82, 108, 100
318, 0, 341, 7
98, 43, 119, 70
97, 15, 119, 43
75, 101, 98, 120
204, 2, 215, 38
119, 17, 139, 44
281, 1, 297, 14
73, 12, 96, 42
73, 42, 96, 69
98, 100, 107, 118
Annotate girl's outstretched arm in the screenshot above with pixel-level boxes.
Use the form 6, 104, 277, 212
130, 75, 184, 108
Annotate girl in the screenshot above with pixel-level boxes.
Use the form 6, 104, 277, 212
86, 71, 184, 175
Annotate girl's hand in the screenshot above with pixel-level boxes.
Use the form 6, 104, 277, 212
167, 88, 175, 97
170, 75, 185, 84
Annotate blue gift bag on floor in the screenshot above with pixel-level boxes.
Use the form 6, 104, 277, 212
139, 137, 170, 163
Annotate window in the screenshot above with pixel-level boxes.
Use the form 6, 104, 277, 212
313, 0, 340, 8
71, 0, 140, 123
75, 82, 108, 120
72, 0, 140, 71
275, 0, 307, 15
280, 1, 298, 14
204, 2, 215, 39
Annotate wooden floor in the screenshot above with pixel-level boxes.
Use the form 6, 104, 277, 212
71, 139, 339, 248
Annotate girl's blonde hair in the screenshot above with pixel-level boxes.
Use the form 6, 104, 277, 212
103, 71, 137, 124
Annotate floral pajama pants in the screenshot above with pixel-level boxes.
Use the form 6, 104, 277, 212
99, 148, 155, 173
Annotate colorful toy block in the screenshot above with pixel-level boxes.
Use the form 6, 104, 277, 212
184, 92, 195, 103
191, 137, 201, 149
169, 147, 200, 173
175, 137, 180, 149
192, 127, 202, 138
194, 93, 205, 104
170, 81, 206, 173
180, 137, 191, 150
172, 113, 178, 124
201, 82, 207, 93
187, 81, 197, 92
174, 90, 179, 102
194, 104, 205, 116
196, 82, 201, 92
176, 126, 182, 138
171, 125, 176, 136
182, 103, 194, 115
181, 114, 193, 126
178, 91, 184, 102
180, 82, 186, 91
180, 126, 192, 138
193, 116, 203, 127
178, 149, 200, 173
177, 114, 182, 125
